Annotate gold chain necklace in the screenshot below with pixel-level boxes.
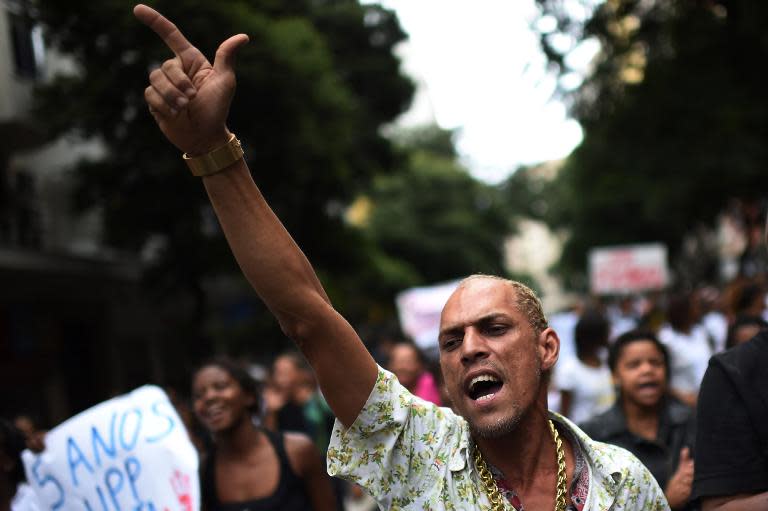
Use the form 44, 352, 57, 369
473, 419, 567, 511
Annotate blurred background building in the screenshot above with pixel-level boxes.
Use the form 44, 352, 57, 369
0, 0, 159, 426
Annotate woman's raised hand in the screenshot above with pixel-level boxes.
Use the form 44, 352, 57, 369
133, 4, 248, 155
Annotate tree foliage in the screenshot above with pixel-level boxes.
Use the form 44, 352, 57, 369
363, 125, 512, 287
33, 0, 414, 348
533, 0, 768, 284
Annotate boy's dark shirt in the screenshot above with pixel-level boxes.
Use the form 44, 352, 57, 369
580, 397, 695, 489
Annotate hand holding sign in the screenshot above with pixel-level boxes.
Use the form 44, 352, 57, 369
133, 4, 248, 155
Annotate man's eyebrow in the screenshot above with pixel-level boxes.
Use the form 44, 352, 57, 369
476, 313, 508, 323
438, 325, 463, 340
472, 313, 513, 327
439, 313, 512, 338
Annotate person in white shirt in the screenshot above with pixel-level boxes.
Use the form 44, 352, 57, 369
697, 286, 728, 353
657, 293, 713, 407
555, 309, 615, 424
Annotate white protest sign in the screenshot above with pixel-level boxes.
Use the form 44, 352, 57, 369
589, 243, 669, 295
396, 280, 460, 350
22, 385, 199, 511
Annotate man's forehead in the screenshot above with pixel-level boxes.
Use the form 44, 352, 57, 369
440, 279, 519, 325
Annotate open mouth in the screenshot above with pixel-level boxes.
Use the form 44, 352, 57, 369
636, 381, 660, 390
468, 374, 503, 401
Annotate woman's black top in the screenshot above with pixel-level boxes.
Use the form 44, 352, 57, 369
201, 429, 312, 511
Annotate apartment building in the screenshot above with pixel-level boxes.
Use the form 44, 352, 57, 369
1, 0, 159, 426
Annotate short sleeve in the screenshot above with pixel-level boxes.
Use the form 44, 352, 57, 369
692, 359, 768, 499
326, 367, 464, 508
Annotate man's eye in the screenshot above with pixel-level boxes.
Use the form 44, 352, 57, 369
487, 325, 508, 335
442, 338, 460, 351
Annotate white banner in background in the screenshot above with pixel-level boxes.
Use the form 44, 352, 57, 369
22, 385, 199, 511
396, 280, 460, 350
589, 243, 669, 295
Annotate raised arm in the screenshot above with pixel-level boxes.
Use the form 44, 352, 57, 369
133, 4, 377, 427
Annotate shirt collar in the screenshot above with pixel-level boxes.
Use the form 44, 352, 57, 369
449, 420, 471, 472
449, 410, 628, 509
550, 412, 624, 497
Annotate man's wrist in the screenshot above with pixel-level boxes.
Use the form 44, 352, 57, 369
183, 132, 244, 177
183, 129, 232, 157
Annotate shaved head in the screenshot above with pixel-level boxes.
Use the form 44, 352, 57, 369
455, 275, 547, 334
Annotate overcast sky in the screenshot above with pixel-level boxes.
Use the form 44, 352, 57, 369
365, 0, 596, 183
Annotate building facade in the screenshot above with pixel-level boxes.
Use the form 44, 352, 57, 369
1, 0, 160, 427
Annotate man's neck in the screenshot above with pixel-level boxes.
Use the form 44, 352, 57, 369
474, 409, 571, 495
473, 410, 577, 511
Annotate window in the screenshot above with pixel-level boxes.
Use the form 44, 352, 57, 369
6, 2, 42, 79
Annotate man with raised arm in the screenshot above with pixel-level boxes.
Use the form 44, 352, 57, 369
134, 5, 668, 510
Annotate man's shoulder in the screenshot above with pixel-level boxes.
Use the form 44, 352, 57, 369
713, 330, 768, 373
327, 366, 472, 502
555, 414, 668, 509
586, 435, 653, 474
332, 366, 467, 445
555, 413, 649, 474
705, 331, 768, 402
585, 438, 668, 508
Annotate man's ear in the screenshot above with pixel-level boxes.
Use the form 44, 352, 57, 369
538, 327, 560, 372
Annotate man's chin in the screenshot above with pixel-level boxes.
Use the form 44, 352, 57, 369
467, 413, 522, 440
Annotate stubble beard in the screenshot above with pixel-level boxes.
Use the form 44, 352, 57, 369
468, 403, 525, 439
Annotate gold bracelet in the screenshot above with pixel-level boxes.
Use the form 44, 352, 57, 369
183, 133, 244, 177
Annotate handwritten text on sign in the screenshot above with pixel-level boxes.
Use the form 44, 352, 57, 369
589, 243, 669, 295
22, 385, 199, 511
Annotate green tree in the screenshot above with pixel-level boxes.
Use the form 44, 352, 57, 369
533, 0, 768, 285
33, 0, 413, 357
362, 126, 512, 288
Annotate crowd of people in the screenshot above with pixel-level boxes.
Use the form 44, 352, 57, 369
3, 277, 765, 510
547, 279, 768, 509
180, 277, 768, 510
2, 4, 767, 511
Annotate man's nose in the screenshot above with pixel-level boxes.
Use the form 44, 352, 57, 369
460, 328, 489, 364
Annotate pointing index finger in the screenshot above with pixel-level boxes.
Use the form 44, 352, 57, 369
133, 4, 193, 57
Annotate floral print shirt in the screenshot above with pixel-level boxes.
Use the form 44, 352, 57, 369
327, 367, 670, 511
